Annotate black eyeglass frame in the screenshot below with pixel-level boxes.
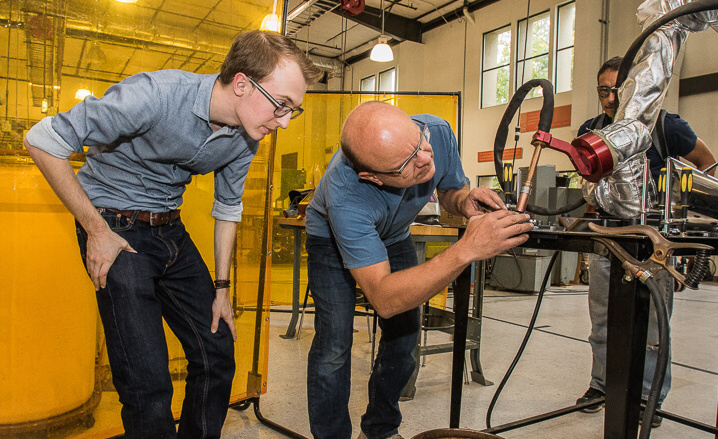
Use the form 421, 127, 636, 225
246, 76, 304, 120
596, 85, 620, 99
373, 120, 431, 175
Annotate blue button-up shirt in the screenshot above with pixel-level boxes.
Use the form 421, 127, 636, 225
26, 70, 259, 221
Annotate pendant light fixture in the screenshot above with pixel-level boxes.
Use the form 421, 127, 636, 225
370, 0, 393, 62
260, 0, 281, 32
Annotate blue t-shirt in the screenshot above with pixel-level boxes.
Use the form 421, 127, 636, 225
305, 114, 466, 269
577, 112, 697, 182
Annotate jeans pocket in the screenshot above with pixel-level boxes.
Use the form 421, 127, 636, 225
100, 210, 135, 232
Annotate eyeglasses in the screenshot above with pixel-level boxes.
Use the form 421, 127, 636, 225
597, 85, 620, 99
374, 121, 430, 175
247, 76, 304, 120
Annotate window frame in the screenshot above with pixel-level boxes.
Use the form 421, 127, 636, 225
554, 1, 576, 93
359, 67, 397, 93
515, 9, 551, 95
480, 24, 512, 109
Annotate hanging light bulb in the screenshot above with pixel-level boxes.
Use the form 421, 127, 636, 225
370, 36, 393, 62
260, 0, 281, 32
370, 0, 393, 62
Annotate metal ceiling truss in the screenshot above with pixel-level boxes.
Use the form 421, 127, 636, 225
332, 5, 422, 43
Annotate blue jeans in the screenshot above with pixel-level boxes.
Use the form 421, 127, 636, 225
306, 234, 420, 439
76, 210, 235, 439
588, 254, 673, 403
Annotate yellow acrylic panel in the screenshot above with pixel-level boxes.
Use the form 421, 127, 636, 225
270, 93, 459, 305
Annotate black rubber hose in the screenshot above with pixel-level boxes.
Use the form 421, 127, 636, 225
639, 275, 671, 439
523, 196, 586, 216
492, 79, 586, 215
485, 250, 559, 429
616, 0, 718, 89
494, 78, 554, 185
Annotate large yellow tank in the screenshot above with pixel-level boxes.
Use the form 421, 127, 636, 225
0, 157, 98, 428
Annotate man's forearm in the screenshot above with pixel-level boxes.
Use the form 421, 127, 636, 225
24, 139, 107, 233
437, 184, 470, 217
357, 244, 471, 318
214, 219, 238, 281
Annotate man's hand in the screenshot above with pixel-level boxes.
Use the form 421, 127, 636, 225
212, 288, 238, 341
457, 210, 533, 262
86, 226, 137, 291
462, 186, 507, 217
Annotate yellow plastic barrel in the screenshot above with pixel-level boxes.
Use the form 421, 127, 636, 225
0, 158, 97, 428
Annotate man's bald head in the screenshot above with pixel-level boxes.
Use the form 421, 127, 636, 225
341, 101, 416, 172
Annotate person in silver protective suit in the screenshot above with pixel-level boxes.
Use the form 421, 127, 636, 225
576, 56, 715, 427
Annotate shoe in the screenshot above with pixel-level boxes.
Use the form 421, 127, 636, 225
576, 387, 605, 413
639, 404, 663, 428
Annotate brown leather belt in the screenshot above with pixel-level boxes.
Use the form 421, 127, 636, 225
107, 208, 181, 226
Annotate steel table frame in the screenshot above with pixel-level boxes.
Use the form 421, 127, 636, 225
450, 229, 662, 438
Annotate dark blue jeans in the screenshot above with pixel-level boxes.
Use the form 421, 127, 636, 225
306, 234, 420, 439
76, 210, 235, 439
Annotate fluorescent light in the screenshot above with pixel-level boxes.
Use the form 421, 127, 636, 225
370, 36, 393, 62
115, 0, 138, 3
75, 89, 93, 100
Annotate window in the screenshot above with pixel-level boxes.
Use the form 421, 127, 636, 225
360, 75, 376, 92
378, 68, 396, 92
516, 11, 550, 99
360, 68, 396, 93
481, 25, 512, 108
555, 2, 576, 93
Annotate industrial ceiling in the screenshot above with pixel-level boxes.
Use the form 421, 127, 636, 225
1, 0, 500, 93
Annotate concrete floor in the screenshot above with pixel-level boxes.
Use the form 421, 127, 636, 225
221, 282, 718, 439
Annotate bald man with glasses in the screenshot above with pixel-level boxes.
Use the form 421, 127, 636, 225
304, 101, 533, 439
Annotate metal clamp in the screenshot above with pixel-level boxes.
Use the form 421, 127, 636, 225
588, 223, 713, 290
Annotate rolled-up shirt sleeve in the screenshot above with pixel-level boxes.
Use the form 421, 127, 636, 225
211, 134, 258, 222
212, 199, 244, 222
27, 74, 161, 158
25, 117, 80, 159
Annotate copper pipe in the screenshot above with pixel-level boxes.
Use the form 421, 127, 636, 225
516, 141, 545, 212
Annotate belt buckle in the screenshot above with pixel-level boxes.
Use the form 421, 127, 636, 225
150, 211, 172, 226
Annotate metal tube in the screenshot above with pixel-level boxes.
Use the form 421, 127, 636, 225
516, 143, 544, 213
663, 158, 672, 234
641, 157, 650, 225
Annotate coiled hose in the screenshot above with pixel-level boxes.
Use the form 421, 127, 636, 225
493, 79, 586, 215
684, 248, 712, 289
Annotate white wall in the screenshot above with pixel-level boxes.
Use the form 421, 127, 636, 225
334, 0, 718, 184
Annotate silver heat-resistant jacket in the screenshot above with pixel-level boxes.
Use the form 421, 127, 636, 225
583, 0, 718, 218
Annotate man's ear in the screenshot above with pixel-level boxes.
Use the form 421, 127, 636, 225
358, 171, 383, 186
233, 72, 248, 96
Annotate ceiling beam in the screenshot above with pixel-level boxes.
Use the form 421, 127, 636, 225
342, 0, 505, 66
332, 6, 422, 43
421, 0, 502, 33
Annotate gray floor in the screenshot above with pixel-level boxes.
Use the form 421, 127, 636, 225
221, 282, 718, 439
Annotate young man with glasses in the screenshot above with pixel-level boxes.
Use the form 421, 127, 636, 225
575, 56, 715, 425
24, 30, 321, 438
304, 101, 533, 439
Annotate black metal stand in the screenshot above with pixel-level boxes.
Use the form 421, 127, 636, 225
281, 227, 303, 339
231, 397, 308, 439
444, 230, 718, 438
